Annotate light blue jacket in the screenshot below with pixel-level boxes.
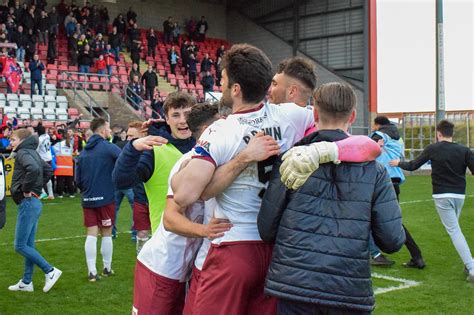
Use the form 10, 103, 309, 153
370, 130, 405, 184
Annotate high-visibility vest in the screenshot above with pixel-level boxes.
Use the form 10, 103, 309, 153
144, 144, 182, 233
54, 141, 74, 177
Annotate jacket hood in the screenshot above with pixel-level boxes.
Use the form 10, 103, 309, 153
15, 135, 39, 152
378, 124, 400, 140
85, 134, 105, 150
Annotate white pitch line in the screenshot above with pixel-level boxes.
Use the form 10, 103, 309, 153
399, 194, 473, 205
372, 272, 421, 295
0, 231, 131, 246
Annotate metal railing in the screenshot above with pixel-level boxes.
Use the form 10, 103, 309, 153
60, 72, 110, 122
60, 71, 161, 121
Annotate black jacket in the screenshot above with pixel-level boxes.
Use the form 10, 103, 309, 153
11, 135, 53, 204
258, 130, 405, 312
78, 52, 93, 66
141, 70, 158, 88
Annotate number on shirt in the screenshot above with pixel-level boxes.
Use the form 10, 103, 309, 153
257, 156, 276, 198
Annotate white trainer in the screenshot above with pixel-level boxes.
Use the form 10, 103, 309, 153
8, 280, 34, 292
43, 267, 62, 293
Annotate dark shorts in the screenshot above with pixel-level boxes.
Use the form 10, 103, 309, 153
133, 202, 151, 231
192, 241, 277, 315
83, 203, 115, 228
133, 260, 185, 315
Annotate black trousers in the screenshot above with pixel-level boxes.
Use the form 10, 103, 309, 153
189, 71, 196, 85
0, 198, 5, 229
393, 184, 423, 260
145, 86, 155, 100
56, 176, 75, 196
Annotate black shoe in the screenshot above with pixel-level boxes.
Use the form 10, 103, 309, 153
101, 268, 115, 277
403, 258, 425, 269
88, 273, 101, 282
370, 254, 395, 266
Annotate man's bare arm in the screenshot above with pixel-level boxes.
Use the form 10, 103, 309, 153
163, 197, 232, 239
200, 132, 280, 200
171, 158, 215, 208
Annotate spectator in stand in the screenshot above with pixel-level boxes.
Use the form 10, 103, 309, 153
163, 16, 173, 44
91, 33, 106, 58
0, 24, 7, 43
168, 46, 179, 75
77, 33, 89, 54
128, 75, 143, 110
215, 56, 222, 87
141, 64, 158, 101
172, 22, 181, 45
187, 53, 197, 85
64, 11, 75, 30
95, 54, 107, 75
128, 22, 140, 51
196, 16, 208, 42
200, 53, 213, 73
186, 16, 197, 41
103, 44, 115, 76
36, 10, 50, 45
216, 44, 225, 58
98, 6, 109, 35
13, 25, 27, 62
53, 130, 76, 198
68, 32, 79, 66
108, 26, 121, 62
147, 28, 158, 58
180, 40, 189, 74
130, 40, 142, 67
65, 16, 77, 37
187, 40, 198, 56
129, 62, 141, 82
49, 6, 59, 35
126, 7, 137, 24
112, 14, 126, 44
88, 6, 99, 32
21, 7, 35, 33
25, 28, 36, 62
47, 32, 56, 64
201, 71, 214, 93
78, 45, 93, 74
28, 54, 44, 96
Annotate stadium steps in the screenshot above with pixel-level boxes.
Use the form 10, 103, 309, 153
123, 53, 178, 95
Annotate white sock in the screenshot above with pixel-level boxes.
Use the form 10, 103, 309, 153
85, 235, 97, 275
101, 236, 113, 271
46, 180, 54, 197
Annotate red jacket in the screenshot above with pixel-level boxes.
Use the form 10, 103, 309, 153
95, 59, 107, 70
104, 53, 116, 66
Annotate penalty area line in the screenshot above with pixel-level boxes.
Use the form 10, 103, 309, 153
372, 272, 421, 295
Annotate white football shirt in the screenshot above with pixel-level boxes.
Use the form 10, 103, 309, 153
37, 134, 52, 162
137, 152, 207, 282
192, 102, 314, 244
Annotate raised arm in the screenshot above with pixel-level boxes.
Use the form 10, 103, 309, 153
171, 158, 215, 208
391, 145, 431, 171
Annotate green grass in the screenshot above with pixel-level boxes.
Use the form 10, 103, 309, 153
0, 176, 473, 314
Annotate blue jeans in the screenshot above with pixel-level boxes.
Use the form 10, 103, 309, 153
113, 189, 135, 237
16, 48, 25, 62
113, 47, 120, 62
79, 65, 90, 74
107, 65, 113, 76
31, 79, 42, 96
14, 197, 52, 283
98, 69, 106, 75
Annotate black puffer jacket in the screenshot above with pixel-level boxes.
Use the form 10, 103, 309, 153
11, 135, 53, 204
258, 129, 405, 312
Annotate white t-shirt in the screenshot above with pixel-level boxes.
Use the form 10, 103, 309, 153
194, 198, 216, 270
192, 102, 314, 244
137, 152, 207, 282
37, 134, 52, 162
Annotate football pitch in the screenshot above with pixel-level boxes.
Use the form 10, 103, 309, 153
0, 176, 473, 314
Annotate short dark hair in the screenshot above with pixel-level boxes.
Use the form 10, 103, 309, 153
186, 103, 219, 137
35, 124, 46, 135
221, 44, 273, 104
436, 119, 454, 137
374, 116, 390, 126
163, 91, 195, 116
313, 82, 356, 122
90, 117, 108, 133
278, 57, 317, 91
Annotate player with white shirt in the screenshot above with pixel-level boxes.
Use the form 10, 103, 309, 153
171, 44, 381, 315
